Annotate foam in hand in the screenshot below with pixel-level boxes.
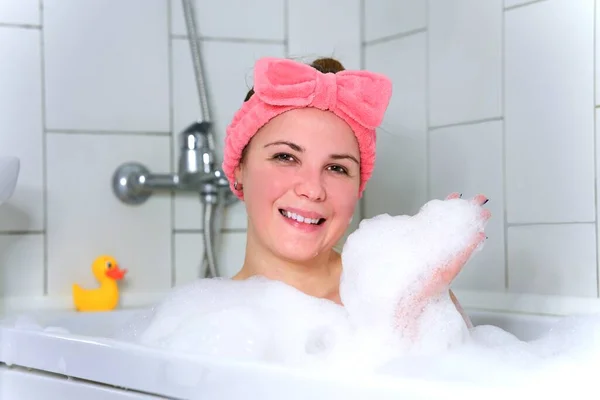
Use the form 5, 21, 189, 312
336, 194, 489, 364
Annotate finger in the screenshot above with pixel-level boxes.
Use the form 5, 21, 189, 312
423, 232, 486, 297
481, 208, 492, 221
472, 194, 489, 206
446, 192, 462, 200
440, 232, 486, 281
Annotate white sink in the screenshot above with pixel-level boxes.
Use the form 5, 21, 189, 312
0, 157, 20, 205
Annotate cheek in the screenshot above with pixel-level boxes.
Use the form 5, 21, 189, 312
328, 178, 360, 219
242, 164, 290, 213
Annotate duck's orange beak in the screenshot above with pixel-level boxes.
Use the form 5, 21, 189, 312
105, 265, 127, 280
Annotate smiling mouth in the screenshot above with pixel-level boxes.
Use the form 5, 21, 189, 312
279, 209, 326, 225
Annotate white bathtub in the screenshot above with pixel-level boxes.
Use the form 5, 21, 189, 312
0, 308, 560, 400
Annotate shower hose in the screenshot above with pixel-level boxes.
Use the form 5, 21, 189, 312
182, 0, 227, 279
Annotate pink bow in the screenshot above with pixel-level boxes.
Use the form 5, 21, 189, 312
253, 57, 392, 130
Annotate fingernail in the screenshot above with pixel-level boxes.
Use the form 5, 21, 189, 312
482, 199, 489, 205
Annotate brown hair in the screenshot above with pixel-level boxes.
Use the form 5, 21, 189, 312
239, 57, 346, 162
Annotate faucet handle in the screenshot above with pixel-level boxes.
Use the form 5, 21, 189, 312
180, 121, 213, 150
178, 121, 217, 181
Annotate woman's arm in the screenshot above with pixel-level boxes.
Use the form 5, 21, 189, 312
450, 289, 473, 329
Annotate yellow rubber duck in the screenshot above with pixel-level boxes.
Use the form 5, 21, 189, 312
72, 255, 127, 312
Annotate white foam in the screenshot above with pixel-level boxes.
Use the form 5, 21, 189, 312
5, 196, 599, 393
131, 276, 353, 367
339, 197, 488, 358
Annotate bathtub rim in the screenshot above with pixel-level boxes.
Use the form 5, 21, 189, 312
3, 289, 600, 319
0, 306, 568, 399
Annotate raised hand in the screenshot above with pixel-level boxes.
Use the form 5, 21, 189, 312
393, 193, 491, 336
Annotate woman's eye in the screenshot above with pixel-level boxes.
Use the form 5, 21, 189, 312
328, 165, 348, 175
273, 153, 296, 162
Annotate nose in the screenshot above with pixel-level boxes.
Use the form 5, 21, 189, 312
294, 168, 326, 201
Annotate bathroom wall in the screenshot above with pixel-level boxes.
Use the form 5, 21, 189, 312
0, 0, 365, 311
0, 0, 598, 316
364, 0, 600, 315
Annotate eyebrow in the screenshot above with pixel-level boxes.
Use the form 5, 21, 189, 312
264, 141, 359, 164
331, 154, 359, 165
264, 141, 304, 152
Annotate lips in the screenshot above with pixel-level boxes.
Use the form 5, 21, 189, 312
279, 208, 326, 225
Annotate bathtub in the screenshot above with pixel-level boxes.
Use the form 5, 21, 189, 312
0, 308, 560, 400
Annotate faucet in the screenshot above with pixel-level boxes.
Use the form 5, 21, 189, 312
112, 121, 234, 206
111, 120, 238, 280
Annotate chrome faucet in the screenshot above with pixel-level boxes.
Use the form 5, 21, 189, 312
112, 121, 235, 206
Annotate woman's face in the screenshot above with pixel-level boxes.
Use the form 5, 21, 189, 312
235, 108, 361, 263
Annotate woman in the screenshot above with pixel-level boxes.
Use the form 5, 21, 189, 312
222, 56, 486, 326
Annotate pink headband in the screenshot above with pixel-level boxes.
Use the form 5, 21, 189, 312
222, 57, 393, 199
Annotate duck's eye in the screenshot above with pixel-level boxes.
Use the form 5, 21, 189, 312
106, 262, 112, 269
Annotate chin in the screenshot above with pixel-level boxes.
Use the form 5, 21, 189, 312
274, 242, 327, 263
275, 234, 344, 263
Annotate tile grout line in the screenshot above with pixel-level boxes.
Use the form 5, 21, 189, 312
429, 116, 504, 131
167, 0, 176, 288
0, 231, 45, 236
45, 129, 171, 136
283, 0, 289, 57
594, 0, 599, 298
39, 0, 49, 296
504, 0, 549, 12
425, 0, 431, 202
0, 22, 40, 29
170, 34, 284, 45
364, 27, 427, 47
507, 221, 596, 227
359, 0, 366, 221
501, 3, 510, 292
174, 228, 248, 234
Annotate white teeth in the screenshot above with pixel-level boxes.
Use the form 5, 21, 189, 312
283, 210, 321, 225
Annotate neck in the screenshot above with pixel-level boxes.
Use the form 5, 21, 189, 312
234, 228, 341, 301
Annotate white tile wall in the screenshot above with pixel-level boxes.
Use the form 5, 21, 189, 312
364, 33, 427, 218
504, 0, 595, 224
364, 0, 427, 42
429, 121, 505, 291
507, 224, 597, 297
503, 0, 544, 9
0, 234, 44, 297
46, 133, 172, 296
287, 0, 361, 69
43, 0, 170, 132
0, 0, 39, 25
0, 27, 44, 231
174, 231, 246, 286
170, 0, 285, 40
1, 0, 599, 315
428, 0, 503, 127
